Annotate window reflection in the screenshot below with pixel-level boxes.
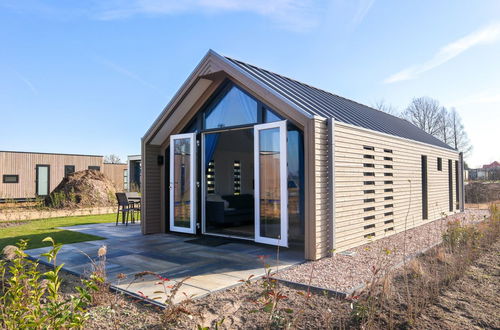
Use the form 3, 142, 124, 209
259, 127, 281, 239
205, 86, 257, 129
173, 138, 191, 228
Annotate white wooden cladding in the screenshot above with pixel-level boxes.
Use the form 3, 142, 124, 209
332, 122, 460, 252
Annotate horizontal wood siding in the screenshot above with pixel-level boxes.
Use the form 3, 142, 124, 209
333, 122, 460, 252
0, 152, 102, 199
142, 145, 161, 234
102, 163, 127, 192
312, 117, 331, 258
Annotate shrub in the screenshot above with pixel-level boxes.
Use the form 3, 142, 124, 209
0, 237, 99, 329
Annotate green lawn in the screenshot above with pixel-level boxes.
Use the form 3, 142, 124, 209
0, 213, 116, 250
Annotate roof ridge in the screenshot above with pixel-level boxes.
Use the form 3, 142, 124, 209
222, 54, 453, 151
224, 55, 405, 122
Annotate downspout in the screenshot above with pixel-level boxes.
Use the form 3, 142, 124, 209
459, 152, 465, 211
327, 118, 336, 255
140, 138, 146, 234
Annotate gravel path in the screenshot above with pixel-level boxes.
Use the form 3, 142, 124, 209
276, 209, 490, 293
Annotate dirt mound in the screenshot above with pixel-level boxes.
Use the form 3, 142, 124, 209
46, 170, 117, 208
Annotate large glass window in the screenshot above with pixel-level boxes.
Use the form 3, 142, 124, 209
205, 86, 257, 129
264, 108, 282, 123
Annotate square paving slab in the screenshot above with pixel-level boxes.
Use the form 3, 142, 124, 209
26, 222, 303, 305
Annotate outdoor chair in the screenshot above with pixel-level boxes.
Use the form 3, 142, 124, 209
115, 192, 140, 226
126, 192, 141, 222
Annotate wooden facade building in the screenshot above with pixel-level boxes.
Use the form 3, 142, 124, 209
0, 151, 127, 200
141, 50, 464, 260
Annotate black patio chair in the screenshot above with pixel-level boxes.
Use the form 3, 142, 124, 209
126, 192, 141, 222
115, 192, 137, 226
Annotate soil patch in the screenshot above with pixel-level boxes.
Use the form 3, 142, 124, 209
415, 239, 500, 329
47, 170, 117, 208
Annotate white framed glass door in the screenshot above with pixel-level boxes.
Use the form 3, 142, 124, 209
36, 165, 50, 197
254, 121, 288, 247
169, 133, 197, 234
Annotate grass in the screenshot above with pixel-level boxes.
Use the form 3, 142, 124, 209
0, 213, 116, 250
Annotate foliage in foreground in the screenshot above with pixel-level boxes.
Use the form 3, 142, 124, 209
0, 237, 102, 329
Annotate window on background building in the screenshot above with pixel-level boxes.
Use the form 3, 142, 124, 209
64, 165, 75, 178
123, 169, 128, 191
88, 166, 100, 171
3, 175, 19, 183
437, 157, 442, 171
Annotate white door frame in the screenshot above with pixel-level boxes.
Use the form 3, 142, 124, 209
254, 120, 288, 247
169, 133, 197, 234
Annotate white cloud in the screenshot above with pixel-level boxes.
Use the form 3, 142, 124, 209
352, 0, 375, 26
384, 22, 500, 84
15, 73, 38, 95
93, 56, 161, 92
92, 0, 323, 32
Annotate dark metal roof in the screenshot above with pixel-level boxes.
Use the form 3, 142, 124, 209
225, 57, 454, 150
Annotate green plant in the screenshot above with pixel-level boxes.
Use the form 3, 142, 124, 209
197, 317, 225, 330
69, 188, 77, 205
0, 237, 98, 329
442, 220, 482, 253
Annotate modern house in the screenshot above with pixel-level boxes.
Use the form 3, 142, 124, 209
469, 161, 500, 181
141, 50, 464, 260
0, 151, 127, 201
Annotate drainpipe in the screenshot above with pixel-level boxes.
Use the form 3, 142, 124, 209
459, 152, 465, 211
327, 117, 336, 255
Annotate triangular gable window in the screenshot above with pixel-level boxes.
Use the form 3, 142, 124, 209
204, 85, 257, 129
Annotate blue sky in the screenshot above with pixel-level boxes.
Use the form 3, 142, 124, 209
0, 0, 499, 167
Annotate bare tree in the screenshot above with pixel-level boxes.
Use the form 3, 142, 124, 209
402, 97, 442, 136
448, 108, 472, 157
437, 107, 452, 144
104, 154, 122, 164
372, 99, 400, 116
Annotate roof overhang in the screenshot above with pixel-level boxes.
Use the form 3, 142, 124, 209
143, 50, 312, 146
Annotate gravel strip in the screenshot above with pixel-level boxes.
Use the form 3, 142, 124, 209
276, 209, 490, 293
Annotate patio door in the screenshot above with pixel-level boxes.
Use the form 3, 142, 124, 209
169, 133, 197, 234
254, 121, 288, 247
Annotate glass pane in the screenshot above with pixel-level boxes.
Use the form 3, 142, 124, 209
173, 138, 191, 228
264, 109, 282, 123
204, 129, 255, 239
205, 86, 257, 129
259, 127, 281, 239
287, 129, 304, 243
37, 166, 49, 196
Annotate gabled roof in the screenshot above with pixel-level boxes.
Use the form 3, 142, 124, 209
483, 161, 500, 169
225, 57, 455, 150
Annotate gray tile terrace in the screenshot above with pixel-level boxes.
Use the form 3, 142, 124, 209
26, 222, 303, 304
